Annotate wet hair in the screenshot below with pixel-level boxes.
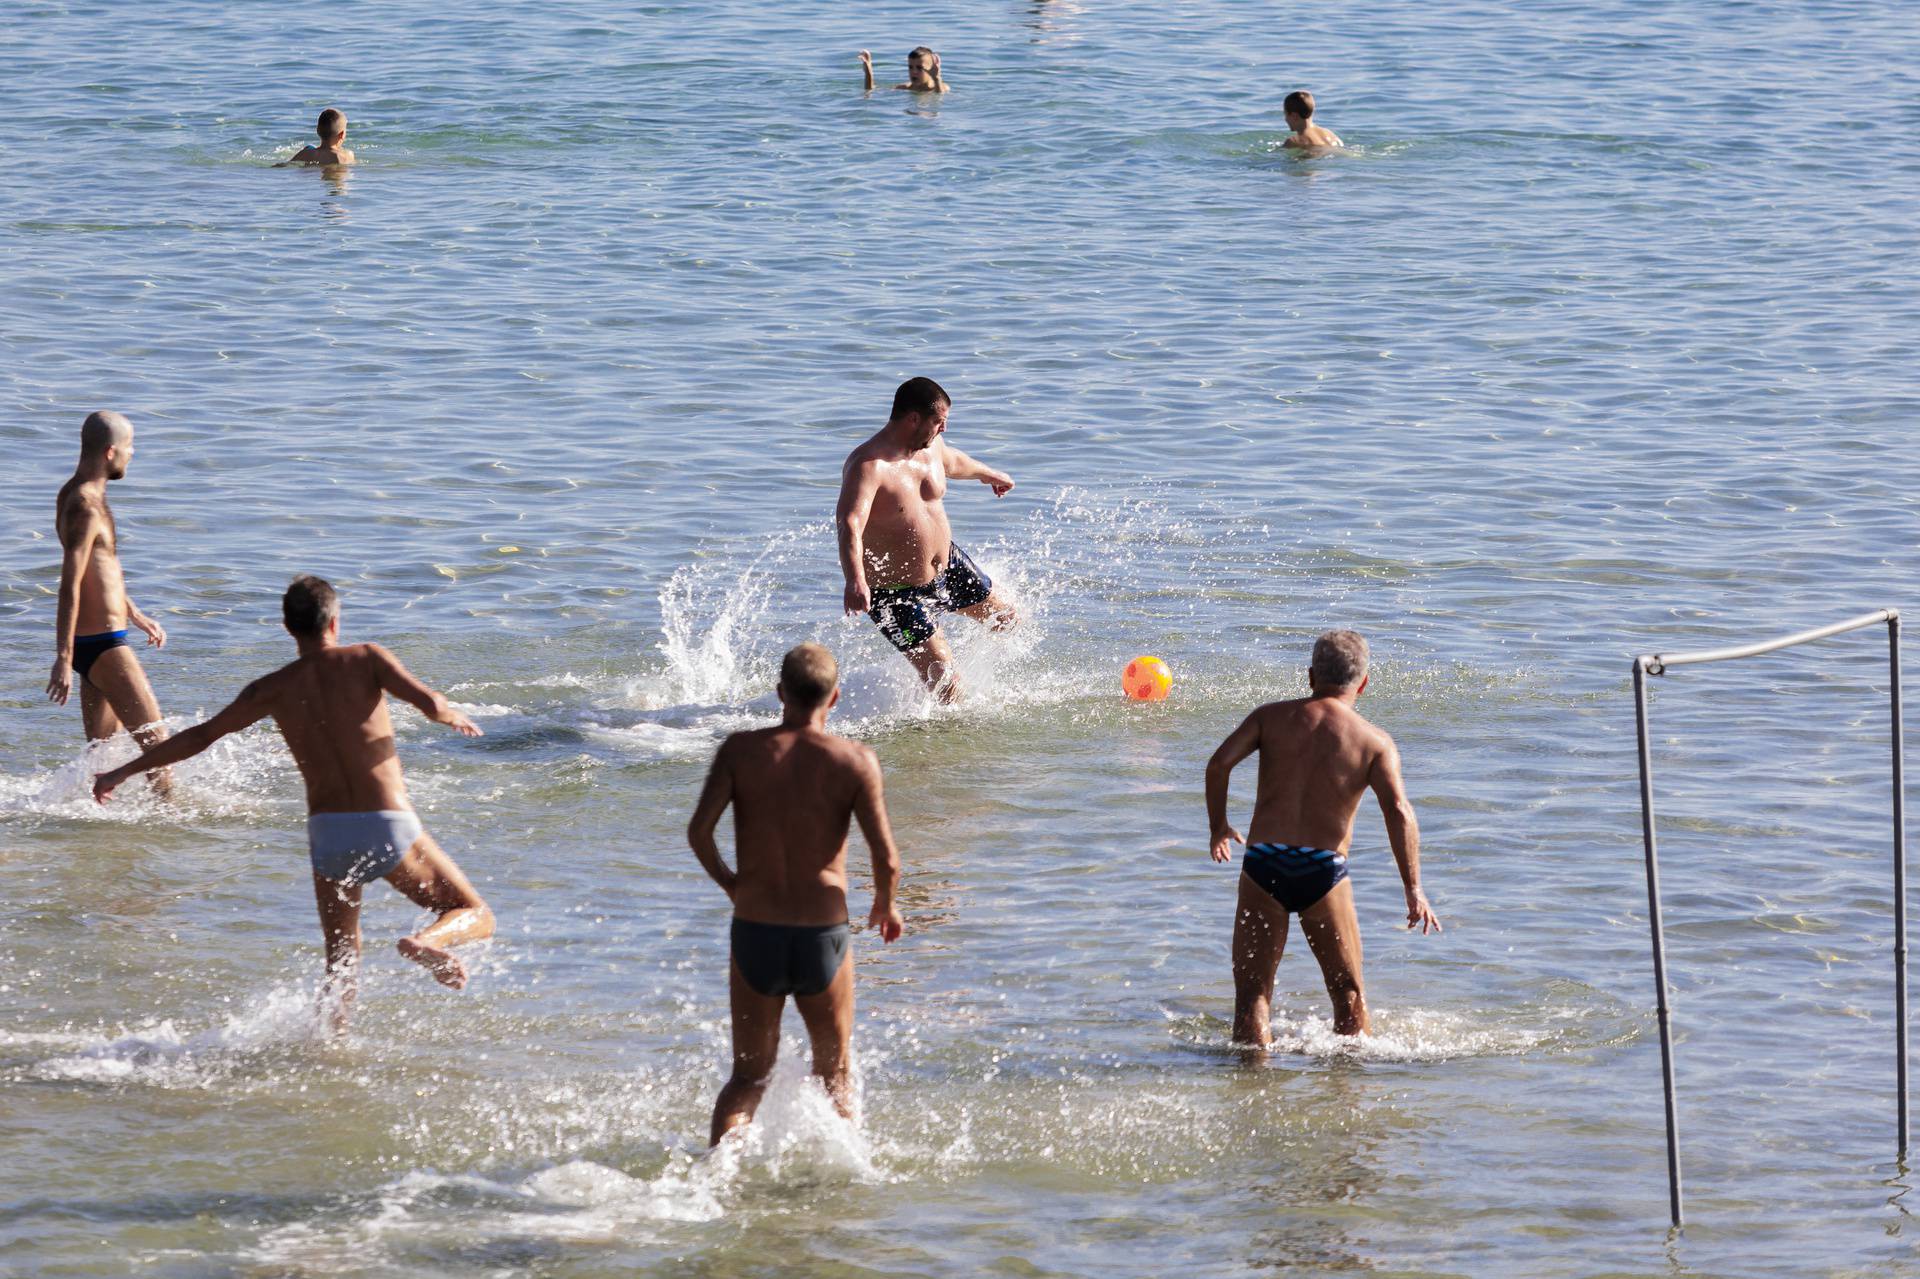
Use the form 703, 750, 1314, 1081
1283, 90, 1315, 119
890, 376, 951, 422
283, 574, 340, 638
317, 108, 345, 141
1311, 629, 1369, 689
909, 46, 936, 67
79, 410, 132, 456
780, 642, 839, 708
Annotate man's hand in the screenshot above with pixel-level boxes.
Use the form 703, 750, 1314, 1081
1210, 825, 1244, 863
869, 899, 904, 942
434, 705, 484, 737
1406, 887, 1441, 934
858, 49, 872, 66
130, 612, 166, 648
93, 768, 126, 804
48, 657, 72, 706
844, 580, 872, 616
981, 471, 1014, 497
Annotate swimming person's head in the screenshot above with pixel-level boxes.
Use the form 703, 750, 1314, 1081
284, 574, 341, 643
1283, 90, 1316, 133
906, 46, 940, 90
79, 411, 134, 479
779, 643, 841, 717
1309, 629, 1369, 696
889, 376, 951, 447
316, 107, 346, 146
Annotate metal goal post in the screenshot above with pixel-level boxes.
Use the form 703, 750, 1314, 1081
1633, 609, 1906, 1228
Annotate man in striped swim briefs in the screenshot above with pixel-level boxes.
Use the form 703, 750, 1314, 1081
1204, 630, 1440, 1043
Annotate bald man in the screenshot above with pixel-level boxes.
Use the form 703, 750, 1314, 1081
48, 411, 172, 795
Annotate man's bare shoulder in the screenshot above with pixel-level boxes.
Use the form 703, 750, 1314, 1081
54, 483, 105, 540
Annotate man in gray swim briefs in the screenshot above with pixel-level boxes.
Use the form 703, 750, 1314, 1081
1205, 629, 1440, 1044
687, 642, 904, 1144
93, 575, 493, 1032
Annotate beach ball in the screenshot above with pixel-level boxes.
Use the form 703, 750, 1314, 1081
1123, 656, 1172, 702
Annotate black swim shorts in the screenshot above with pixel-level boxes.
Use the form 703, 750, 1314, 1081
731, 918, 851, 998
866, 543, 994, 653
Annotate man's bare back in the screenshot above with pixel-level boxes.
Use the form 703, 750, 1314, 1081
1206, 631, 1437, 1043
92, 576, 493, 1028
689, 643, 902, 1144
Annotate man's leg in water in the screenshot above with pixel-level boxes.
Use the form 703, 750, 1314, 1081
312, 873, 364, 1035
794, 947, 857, 1120
384, 832, 494, 990
1298, 879, 1368, 1036
710, 962, 783, 1145
904, 629, 961, 703
84, 647, 172, 797
79, 678, 123, 744
1231, 871, 1290, 1048
958, 587, 1018, 632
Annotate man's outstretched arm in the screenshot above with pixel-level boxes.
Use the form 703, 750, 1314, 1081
836, 460, 881, 614
939, 441, 1014, 496
1368, 735, 1439, 933
686, 741, 738, 898
858, 49, 876, 92
1204, 713, 1260, 860
93, 680, 273, 800
371, 644, 481, 736
851, 747, 904, 941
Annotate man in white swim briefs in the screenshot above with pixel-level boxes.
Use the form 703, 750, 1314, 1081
93, 575, 493, 1031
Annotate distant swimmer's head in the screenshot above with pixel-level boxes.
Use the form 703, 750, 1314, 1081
906, 46, 940, 90
284, 574, 341, 642
317, 107, 346, 146
79, 410, 135, 479
1309, 628, 1369, 696
1283, 90, 1316, 132
779, 642, 841, 714
889, 376, 951, 447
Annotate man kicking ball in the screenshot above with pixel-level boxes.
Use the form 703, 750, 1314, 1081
94, 575, 493, 1031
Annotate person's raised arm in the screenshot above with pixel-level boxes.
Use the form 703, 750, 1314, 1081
686, 740, 738, 898
1205, 712, 1261, 860
858, 49, 875, 92
851, 746, 904, 941
938, 440, 1014, 496
370, 644, 481, 736
933, 51, 949, 92
93, 678, 274, 801
1368, 734, 1439, 934
47, 506, 100, 706
836, 458, 882, 615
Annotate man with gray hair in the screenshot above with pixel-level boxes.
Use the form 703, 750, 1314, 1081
48, 411, 173, 795
1204, 629, 1439, 1043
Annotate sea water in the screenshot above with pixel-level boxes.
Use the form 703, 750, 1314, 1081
2, 1, 1918, 1274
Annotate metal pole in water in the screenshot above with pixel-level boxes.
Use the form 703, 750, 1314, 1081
1891, 614, 1908, 1160
1635, 657, 1683, 1227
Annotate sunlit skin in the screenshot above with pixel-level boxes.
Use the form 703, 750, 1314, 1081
1282, 98, 1342, 150
1206, 661, 1438, 1045
859, 48, 949, 93
91, 600, 492, 1034
49, 411, 172, 797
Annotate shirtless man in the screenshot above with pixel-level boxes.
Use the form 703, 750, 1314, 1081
859, 47, 948, 93
1281, 90, 1343, 150
284, 108, 355, 166
836, 377, 1017, 702
1205, 630, 1438, 1044
688, 643, 904, 1145
93, 576, 493, 1032
48, 411, 173, 795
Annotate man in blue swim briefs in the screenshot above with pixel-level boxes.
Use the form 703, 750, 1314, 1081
687, 642, 904, 1144
1205, 630, 1440, 1044
836, 376, 1018, 703
93, 576, 494, 1032
47, 411, 173, 796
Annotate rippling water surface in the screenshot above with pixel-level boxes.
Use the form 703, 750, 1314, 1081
4, 1, 1920, 1274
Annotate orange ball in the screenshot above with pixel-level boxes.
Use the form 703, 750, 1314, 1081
1122, 656, 1172, 702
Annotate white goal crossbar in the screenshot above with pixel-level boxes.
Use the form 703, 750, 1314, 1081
1633, 609, 1906, 1228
